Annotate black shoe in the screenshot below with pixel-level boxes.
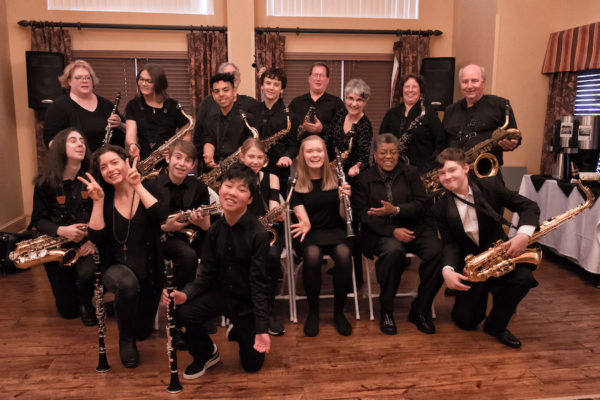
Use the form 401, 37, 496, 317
268, 316, 285, 337
483, 325, 522, 349
380, 312, 397, 335
119, 337, 139, 368
304, 312, 319, 337
183, 344, 220, 380
79, 304, 97, 326
174, 328, 187, 350
334, 312, 352, 336
225, 324, 238, 342
104, 300, 115, 317
408, 311, 435, 334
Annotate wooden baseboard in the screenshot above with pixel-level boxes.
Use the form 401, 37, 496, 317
0, 215, 28, 233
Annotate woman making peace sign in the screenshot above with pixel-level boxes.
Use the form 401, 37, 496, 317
79, 145, 168, 368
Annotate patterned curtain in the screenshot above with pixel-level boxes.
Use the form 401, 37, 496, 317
30, 25, 72, 169
390, 35, 430, 107
187, 31, 228, 116
541, 22, 600, 74
254, 32, 286, 98
540, 72, 577, 175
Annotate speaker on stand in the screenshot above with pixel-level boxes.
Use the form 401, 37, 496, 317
420, 57, 455, 112
25, 51, 65, 110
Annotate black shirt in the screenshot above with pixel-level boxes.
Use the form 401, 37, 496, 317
247, 172, 280, 218
324, 107, 373, 173
181, 211, 271, 333
125, 97, 189, 159
288, 92, 344, 140
147, 174, 210, 214
442, 94, 518, 165
379, 103, 445, 172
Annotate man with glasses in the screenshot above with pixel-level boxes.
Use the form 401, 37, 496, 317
289, 63, 344, 140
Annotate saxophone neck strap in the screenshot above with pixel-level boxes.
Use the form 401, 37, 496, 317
451, 191, 516, 230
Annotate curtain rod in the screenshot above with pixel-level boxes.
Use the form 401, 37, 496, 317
17, 20, 227, 32
255, 27, 442, 36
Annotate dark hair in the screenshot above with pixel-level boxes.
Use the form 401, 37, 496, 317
169, 139, 197, 161
260, 68, 287, 89
210, 73, 235, 89
35, 128, 91, 190
435, 147, 467, 169
137, 63, 168, 102
223, 162, 258, 199
309, 62, 330, 77
373, 133, 399, 152
91, 145, 129, 191
400, 73, 426, 94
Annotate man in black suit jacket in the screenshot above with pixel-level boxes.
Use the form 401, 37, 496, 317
353, 133, 443, 335
432, 148, 540, 348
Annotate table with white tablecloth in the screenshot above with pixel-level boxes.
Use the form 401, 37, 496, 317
511, 175, 600, 275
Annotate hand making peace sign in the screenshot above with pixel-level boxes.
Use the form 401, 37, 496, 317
77, 172, 104, 202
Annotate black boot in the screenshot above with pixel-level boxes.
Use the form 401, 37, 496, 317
79, 303, 97, 326
119, 335, 139, 368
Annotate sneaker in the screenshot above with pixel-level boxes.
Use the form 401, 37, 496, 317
268, 316, 285, 337
183, 344, 220, 380
225, 324, 238, 342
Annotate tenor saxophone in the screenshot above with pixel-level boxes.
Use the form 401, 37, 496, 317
139, 103, 195, 179
260, 107, 291, 151
9, 235, 80, 269
463, 166, 594, 282
258, 176, 297, 246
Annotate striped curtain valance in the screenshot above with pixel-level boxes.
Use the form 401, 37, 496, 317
542, 22, 600, 74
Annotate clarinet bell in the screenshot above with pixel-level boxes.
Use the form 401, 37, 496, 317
96, 353, 110, 373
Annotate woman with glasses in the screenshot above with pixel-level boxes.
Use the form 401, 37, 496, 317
44, 60, 125, 151
124, 63, 191, 161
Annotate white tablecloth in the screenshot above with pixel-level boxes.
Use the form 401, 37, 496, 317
511, 175, 600, 274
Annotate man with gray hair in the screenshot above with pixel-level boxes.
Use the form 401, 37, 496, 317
442, 64, 520, 168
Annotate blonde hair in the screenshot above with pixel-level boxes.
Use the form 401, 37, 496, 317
58, 60, 100, 89
295, 135, 338, 193
240, 137, 267, 156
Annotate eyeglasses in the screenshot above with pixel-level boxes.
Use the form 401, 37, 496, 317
72, 75, 92, 81
138, 77, 153, 84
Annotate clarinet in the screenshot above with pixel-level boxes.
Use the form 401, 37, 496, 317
165, 261, 183, 393
335, 147, 355, 238
93, 249, 110, 373
103, 92, 122, 145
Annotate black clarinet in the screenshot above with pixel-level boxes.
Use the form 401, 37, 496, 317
93, 249, 110, 373
103, 92, 121, 145
165, 261, 183, 393
334, 147, 356, 238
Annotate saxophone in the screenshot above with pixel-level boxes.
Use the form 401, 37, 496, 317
258, 175, 297, 246
9, 235, 80, 269
421, 108, 521, 196
397, 97, 426, 164
260, 107, 291, 151
328, 124, 355, 170
139, 103, 195, 179
463, 167, 594, 282
297, 106, 316, 140
201, 110, 260, 191
163, 204, 223, 243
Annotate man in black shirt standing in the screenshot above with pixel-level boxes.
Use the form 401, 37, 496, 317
289, 63, 344, 140
442, 64, 520, 167
162, 163, 271, 379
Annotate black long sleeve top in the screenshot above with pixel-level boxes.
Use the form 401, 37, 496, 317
324, 107, 373, 173
288, 92, 344, 140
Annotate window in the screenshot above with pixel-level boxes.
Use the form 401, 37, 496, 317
267, 0, 418, 19
283, 55, 394, 131
575, 70, 600, 116
71, 51, 192, 116
48, 0, 214, 14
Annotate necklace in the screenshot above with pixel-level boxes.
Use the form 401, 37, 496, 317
112, 191, 136, 262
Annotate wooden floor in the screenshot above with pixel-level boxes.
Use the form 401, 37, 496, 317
1, 252, 599, 400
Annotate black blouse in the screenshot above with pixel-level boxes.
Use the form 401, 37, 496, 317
324, 107, 372, 173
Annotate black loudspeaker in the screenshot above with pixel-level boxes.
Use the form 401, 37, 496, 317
25, 51, 65, 110
421, 57, 455, 111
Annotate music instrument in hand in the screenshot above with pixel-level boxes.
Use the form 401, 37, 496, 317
297, 106, 316, 140
334, 147, 355, 238
164, 204, 223, 243
9, 235, 80, 269
103, 92, 122, 145
201, 110, 260, 191
258, 175, 297, 246
260, 107, 291, 152
397, 97, 426, 164
463, 166, 594, 282
93, 249, 110, 373
139, 103, 195, 180
165, 261, 183, 393
328, 124, 356, 170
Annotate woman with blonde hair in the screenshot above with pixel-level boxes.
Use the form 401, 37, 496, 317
44, 59, 125, 151
290, 135, 353, 337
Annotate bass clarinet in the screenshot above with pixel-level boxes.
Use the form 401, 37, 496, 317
334, 147, 355, 238
103, 92, 122, 145
165, 261, 183, 393
93, 249, 110, 373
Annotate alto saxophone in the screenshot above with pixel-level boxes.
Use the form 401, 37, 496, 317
201, 110, 260, 191
397, 97, 426, 164
328, 124, 356, 170
163, 204, 223, 244
297, 106, 316, 140
9, 235, 80, 269
463, 166, 594, 282
258, 175, 297, 246
139, 103, 195, 179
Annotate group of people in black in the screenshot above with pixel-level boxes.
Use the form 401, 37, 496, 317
31, 59, 541, 382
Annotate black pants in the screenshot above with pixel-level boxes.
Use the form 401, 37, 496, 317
177, 290, 265, 372
43, 254, 95, 319
451, 264, 538, 333
163, 237, 199, 290
103, 264, 159, 341
372, 227, 443, 316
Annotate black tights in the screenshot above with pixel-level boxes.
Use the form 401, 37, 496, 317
302, 243, 352, 315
